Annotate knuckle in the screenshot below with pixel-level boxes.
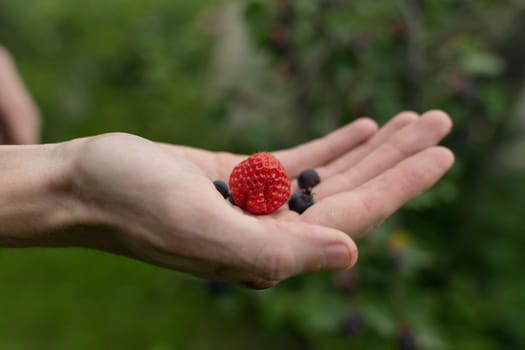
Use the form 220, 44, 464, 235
254, 247, 296, 282
399, 165, 424, 195
358, 219, 384, 238
355, 194, 388, 238
334, 173, 351, 190
385, 140, 410, 161
395, 111, 419, 122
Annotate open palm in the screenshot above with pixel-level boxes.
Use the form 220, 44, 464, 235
70, 110, 452, 289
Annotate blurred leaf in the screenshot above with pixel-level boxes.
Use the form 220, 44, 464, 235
461, 50, 505, 77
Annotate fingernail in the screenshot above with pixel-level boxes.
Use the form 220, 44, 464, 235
324, 244, 352, 270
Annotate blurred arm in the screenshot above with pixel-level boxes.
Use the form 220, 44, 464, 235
0, 46, 41, 144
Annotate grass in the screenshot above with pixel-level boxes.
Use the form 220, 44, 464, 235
0, 248, 303, 349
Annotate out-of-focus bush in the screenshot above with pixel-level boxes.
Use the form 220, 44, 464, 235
224, 1, 525, 349
0, 0, 232, 148
2, 0, 525, 349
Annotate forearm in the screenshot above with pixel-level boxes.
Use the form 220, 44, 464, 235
0, 144, 79, 247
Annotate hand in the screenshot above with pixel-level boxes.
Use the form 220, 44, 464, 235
0, 110, 452, 289
162, 109, 453, 242
0, 46, 41, 144
57, 110, 451, 289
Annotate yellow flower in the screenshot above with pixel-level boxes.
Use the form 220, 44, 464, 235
389, 230, 411, 253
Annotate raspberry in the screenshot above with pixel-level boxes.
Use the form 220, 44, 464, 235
229, 152, 291, 215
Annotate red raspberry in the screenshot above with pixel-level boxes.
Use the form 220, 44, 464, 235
229, 152, 291, 215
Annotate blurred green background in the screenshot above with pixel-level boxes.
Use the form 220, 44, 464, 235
1, 0, 525, 349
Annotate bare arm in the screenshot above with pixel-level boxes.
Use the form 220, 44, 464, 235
0, 110, 453, 289
0, 144, 77, 246
0, 46, 41, 144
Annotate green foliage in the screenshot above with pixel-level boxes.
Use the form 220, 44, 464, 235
0, 0, 233, 149
236, 0, 525, 348
2, 0, 525, 349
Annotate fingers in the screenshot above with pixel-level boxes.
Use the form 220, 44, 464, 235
314, 110, 452, 199
274, 118, 378, 177
316, 111, 419, 180
0, 46, 41, 144
161, 117, 378, 182
141, 183, 359, 289
255, 220, 358, 274
182, 207, 359, 289
301, 146, 455, 238
217, 216, 359, 288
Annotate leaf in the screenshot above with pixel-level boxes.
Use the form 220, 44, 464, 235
461, 50, 505, 77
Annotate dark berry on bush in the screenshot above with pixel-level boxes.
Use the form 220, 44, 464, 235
332, 270, 359, 294
340, 308, 364, 338
213, 180, 229, 199
298, 169, 321, 189
288, 191, 314, 214
397, 323, 418, 350
206, 280, 232, 297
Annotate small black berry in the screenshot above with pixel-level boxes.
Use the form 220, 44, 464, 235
228, 192, 237, 206
332, 270, 359, 295
298, 169, 321, 189
288, 191, 314, 214
340, 309, 364, 338
213, 180, 229, 199
205, 280, 232, 297
397, 323, 418, 350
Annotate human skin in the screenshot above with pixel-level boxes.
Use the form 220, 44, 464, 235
0, 110, 453, 289
0, 46, 41, 144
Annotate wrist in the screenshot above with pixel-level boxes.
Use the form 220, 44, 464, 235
0, 140, 92, 247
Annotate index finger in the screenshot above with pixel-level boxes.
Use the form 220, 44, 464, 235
274, 118, 378, 177
300, 147, 455, 238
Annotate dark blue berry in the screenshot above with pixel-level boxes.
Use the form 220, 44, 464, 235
213, 180, 229, 199
205, 280, 232, 296
298, 169, 321, 189
332, 270, 359, 295
398, 324, 418, 350
340, 309, 364, 338
228, 192, 237, 206
288, 191, 314, 214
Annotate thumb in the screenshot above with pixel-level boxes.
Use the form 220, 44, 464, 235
232, 219, 358, 288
